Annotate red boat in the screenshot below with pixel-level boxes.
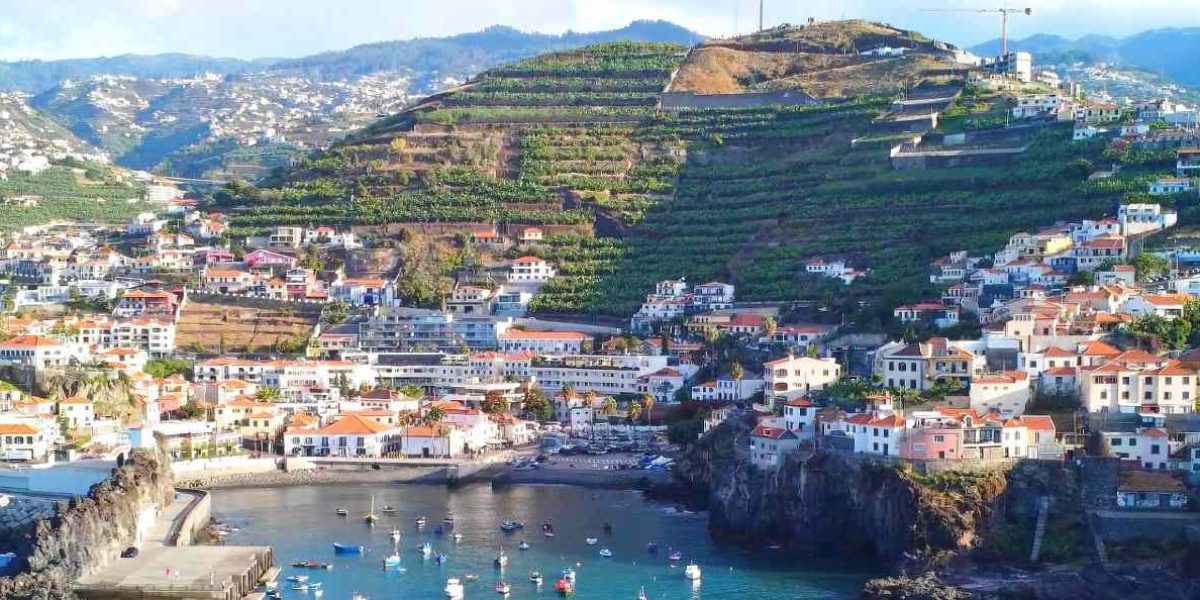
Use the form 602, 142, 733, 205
555, 577, 574, 595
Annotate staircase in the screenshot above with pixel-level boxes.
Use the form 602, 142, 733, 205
1029, 496, 1050, 561
1089, 512, 1110, 568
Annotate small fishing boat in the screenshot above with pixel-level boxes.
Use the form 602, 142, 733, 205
335, 508, 348, 516
518, 540, 530, 551
443, 515, 455, 525
415, 516, 427, 527
364, 495, 378, 525
555, 577, 575, 595
494, 546, 509, 568
390, 529, 401, 542
585, 537, 598, 546
444, 577, 465, 599
646, 542, 658, 554
530, 571, 543, 584
494, 581, 512, 594
286, 575, 309, 583
313, 590, 324, 599
418, 543, 433, 557
291, 560, 333, 570
684, 562, 702, 581
436, 552, 449, 564
561, 568, 576, 583
382, 553, 401, 568
453, 532, 463, 542
292, 581, 323, 591
268, 591, 282, 599
500, 521, 523, 531
381, 505, 397, 514
463, 573, 480, 582
542, 523, 556, 538
599, 547, 613, 558
638, 586, 648, 600
333, 543, 364, 554
667, 550, 682, 561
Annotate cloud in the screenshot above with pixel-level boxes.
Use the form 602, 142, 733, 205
0, 0, 1195, 61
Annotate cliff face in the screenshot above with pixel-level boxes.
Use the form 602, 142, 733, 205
0, 449, 174, 599
674, 417, 1041, 565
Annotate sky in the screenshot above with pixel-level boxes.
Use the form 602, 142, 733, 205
0, 0, 1197, 62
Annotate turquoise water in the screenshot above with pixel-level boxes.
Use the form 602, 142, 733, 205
212, 483, 873, 600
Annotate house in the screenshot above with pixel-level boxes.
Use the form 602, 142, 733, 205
1177, 148, 1200, 178
893, 302, 959, 329
244, 249, 297, 269
330, 277, 394, 307
637, 367, 686, 404
0, 423, 48, 462
1081, 355, 1195, 414
1118, 203, 1177, 235
112, 289, 179, 318
762, 355, 841, 402
446, 286, 496, 316
1149, 177, 1192, 196
1116, 471, 1188, 510
400, 424, 467, 458
875, 337, 983, 391
499, 330, 588, 354
969, 371, 1032, 417
518, 227, 544, 243
58, 395, 95, 430
200, 268, 255, 294
1123, 294, 1190, 320
0, 335, 79, 370
749, 424, 800, 469
782, 397, 817, 441
508, 256, 556, 282
471, 229, 503, 246
768, 324, 837, 348
284, 413, 401, 457
692, 281, 735, 311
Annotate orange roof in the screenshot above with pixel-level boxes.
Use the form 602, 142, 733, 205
786, 397, 813, 407
1080, 341, 1121, 357
1042, 366, 1077, 376
869, 413, 905, 427
1143, 294, 1190, 307
846, 414, 874, 425
316, 414, 393, 435
750, 425, 796, 439
58, 395, 92, 405
1004, 415, 1055, 431
0, 335, 60, 348
512, 256, 545, 264
501, 330, 588, 341
404, 424, 449, 437
1043, 346, 1076, 358
0, 423, 39, 435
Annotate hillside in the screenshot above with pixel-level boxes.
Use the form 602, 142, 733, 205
972, 27, 1200, 87
215, 23, 1133, 320
669, 21, 965, 98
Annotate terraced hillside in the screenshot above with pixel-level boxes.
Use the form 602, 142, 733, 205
220, 25, 1130, 320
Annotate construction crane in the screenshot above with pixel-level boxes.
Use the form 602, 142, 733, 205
923, 7, 1032, 56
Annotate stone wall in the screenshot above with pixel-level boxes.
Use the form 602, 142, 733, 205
0, 449, 174, 599
660, 89, 818, 110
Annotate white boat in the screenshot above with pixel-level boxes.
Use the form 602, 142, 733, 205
383, 552, 401, 568
684, 562, 701, 581
351, 594, 367, 600
494, 546, 509, 567
364, 495, 378, 525
419, 542, 433, 557
335, 508, 348, 516
444, 577, 465, 599
494, 581, 512, 594
285, 575, 308, 583
585, 537, 598, 545
638, 586, 648, 600
313, 590, 323, 599
453, 532, 463, 542
518, 540, 530, 551
599, 547, 613, 558
415, 516, 427, 527
561, 567, 576, 582
391, 529, 401, 542
530, 571, 543, 584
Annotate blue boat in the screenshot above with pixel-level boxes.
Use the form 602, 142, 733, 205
333, 543, 364, 554
383, 552, 401, 568
435, 552, 448, 564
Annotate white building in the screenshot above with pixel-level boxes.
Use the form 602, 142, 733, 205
499, 330, 589, 354
762, 355, 841, 402
284, 414, 401, 457
968, 371, 1032, 417
509, 256, 556, 282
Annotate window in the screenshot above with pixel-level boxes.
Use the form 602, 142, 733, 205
1129, 438, 1137, 446
934, 435, 945, 443
1151, 444, 1161, 455
1112, 438, 1122, 446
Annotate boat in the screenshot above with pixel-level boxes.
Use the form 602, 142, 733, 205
453, 532, 463, 542
555, 577, 575, 595
684, 562, 702, 581
585, 537, 598, 546
493, 546, 509, 568
667, 550, 682, 561
542, 523, 556, 538
561, 568, 576, 583
464, 573, 480, 582
285, 575, 309, 583
418, 543, 433, 557
381, 505, 397, 514
383, 553, 401, 568
518, 540, 530, 551
313, 591, 324, 599
444, 577, 465, 599
415, 516, 427, 527
267, 591, 282, 599
500, 521, 523, 531
646, 542, 658, 554
494, 581, 512, 594
291, 561, 333, 570
599, 547, 613, 558
350, 594, 367, 600
333, 543, 364, 554
530, 571, 543, 584
443, 515, 455, 525
638, 586, 648, 600
436, 552, 449, 564
364, 495, 378, 525
292, 582, 322, 591
390, 529, 401, 542
335, 508, 348, 516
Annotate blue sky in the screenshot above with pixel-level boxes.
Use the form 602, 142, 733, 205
0, 0, 1196, 61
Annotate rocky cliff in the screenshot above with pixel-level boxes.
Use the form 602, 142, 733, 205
0, 449, 174, 599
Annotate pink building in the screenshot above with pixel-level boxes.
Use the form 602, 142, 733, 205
899, 426, 963, 460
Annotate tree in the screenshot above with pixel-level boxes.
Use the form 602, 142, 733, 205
627, 400, 643, 424
522, 389, 554, 422
729, 361, 744, 387
482, 390, 508, 414
600, 397, 618, 417
1067, 270, 1096, 286
640, 393, 655, 424
1131, 253, 1169, 280
762, 316, 777, 341
255, 387, 281, 402
333, 373, 353, 398
144, 358, 194, 379
424, 406, 446, 425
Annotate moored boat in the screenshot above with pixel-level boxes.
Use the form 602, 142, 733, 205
382, 553, 401, 568
530, 570, 543, 584
444, 577, 465, 599
599, 547, 613, 558
335, 508, 348, 516
542, 522, 556, 538
443, 515, 455, 525
415, 516, 427, 527
555, 577, 575, 595
494, 546, 509, 567
381, 505, 397, 514
418, 542, 433, 557
364, 495, 378, 525
638, 586, 648, 600
436, 552, 449, 564
453, 532, 463, 542
500, 521, 523, 531
463, 573, 480, 582
494, 581, 512, 594
684, 561, 702, 580
585, 537, 598, 545
285, 575, 309, 583
291, 560, 333, 570
333, 543, 363, 554
561, 567, 576, 582
390, 529, 401, 542
518, 540, 530, 551
667, 549, 682, 561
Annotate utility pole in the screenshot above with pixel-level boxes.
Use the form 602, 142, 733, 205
759, 0, 764, 32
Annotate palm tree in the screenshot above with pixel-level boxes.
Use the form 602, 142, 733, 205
640, 393, 655, 424
600, 397, 618, 417
762, 316, 777, 343
424, 406, 446, 425
627, 400, 643, 424
255, 386, 281, 402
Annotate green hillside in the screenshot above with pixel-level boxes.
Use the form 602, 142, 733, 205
215, 25, 1140, 320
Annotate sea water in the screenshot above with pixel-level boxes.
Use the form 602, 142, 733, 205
213, 483, 874, 599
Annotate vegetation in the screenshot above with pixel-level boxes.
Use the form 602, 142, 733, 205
0, 165, 151, 232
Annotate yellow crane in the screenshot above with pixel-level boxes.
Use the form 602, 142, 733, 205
923, 7, 1033, 56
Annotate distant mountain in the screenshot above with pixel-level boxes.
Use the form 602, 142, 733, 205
0, 20, 703, 94
970, 27, 1200, 86
269, 20, 704, 90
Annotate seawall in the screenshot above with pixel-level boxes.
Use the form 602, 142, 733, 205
0, 449, 174, 598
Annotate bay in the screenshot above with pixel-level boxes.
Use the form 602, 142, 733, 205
212, 483, 873, 599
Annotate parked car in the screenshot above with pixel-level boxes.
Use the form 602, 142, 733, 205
121, 547, 139, 558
